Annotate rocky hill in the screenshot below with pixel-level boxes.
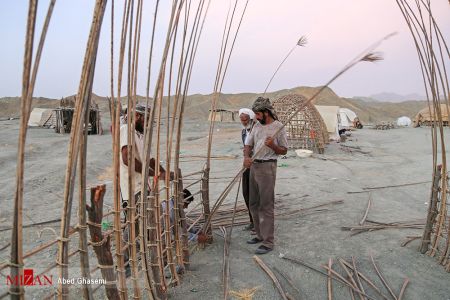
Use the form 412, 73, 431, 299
0, 86, 428, 123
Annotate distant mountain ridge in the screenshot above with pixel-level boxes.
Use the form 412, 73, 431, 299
354, 92, 426, 102
0, 86, 428, 123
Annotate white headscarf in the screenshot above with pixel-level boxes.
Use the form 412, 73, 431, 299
239, 108, 255, 131
239, 108, 255, 120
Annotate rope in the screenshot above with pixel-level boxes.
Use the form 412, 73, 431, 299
76, 224, 88, 230
55, 260, 69, 267
89, 236, 108, 247
97, 263, 115, 269
7, 262, 24, 268
8, 290, 25, 296
86, 220, 102, 228
56, 289, 69, 297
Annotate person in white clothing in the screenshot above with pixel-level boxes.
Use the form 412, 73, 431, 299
119, 104, 167, 208
239, 108, 255, 232
120, 103, 168, 276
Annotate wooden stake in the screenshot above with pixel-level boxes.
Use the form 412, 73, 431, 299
86, 185, 120, 300
420, 165, 441, 253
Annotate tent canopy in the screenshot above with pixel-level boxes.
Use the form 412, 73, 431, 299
397, 116, 412, 127
315, 105, 340, 141
339, 108, 358, 128
28, 108, 54, 127
414, 104, 450, 126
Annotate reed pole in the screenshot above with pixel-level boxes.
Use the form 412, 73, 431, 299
203, 0, 248, 238
57, 1, 107, 298
10, 1, 38, 298
172, 0, 210, 267
263, 36, 307, 95
140, 1, 184, 296
78, 73, 94, 300
139, 1, 160, 297
9, 0, 55, 298
202, 35, 394, 234
395, 0, 449, 263
167, 0, 190, 272
112, 0, 132, 297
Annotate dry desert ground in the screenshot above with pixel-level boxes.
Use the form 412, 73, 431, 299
0, 118, 449, 299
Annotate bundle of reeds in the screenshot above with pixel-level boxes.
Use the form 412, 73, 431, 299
188, 200, 343, 229
200, 34, 394, 238
138, 1, 214, 297
7, 0, 248, 299
342, 220, 426, 236
281, 253, 410, 300
202, 0, 250, 240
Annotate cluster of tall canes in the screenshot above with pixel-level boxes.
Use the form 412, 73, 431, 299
8, 0, 249, 299
396, 0, 450, 270
6, 0, 449, 300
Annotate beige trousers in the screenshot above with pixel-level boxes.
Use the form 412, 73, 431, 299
249, 161, 277, 249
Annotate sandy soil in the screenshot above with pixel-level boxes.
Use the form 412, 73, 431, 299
0, 118, 449, 299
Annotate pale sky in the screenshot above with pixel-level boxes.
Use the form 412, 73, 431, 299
0, 1, 449, 99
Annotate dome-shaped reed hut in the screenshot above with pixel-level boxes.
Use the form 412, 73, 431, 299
273, 94, 328, 154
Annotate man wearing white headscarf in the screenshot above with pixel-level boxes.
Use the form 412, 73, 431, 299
239, 108, 255, 232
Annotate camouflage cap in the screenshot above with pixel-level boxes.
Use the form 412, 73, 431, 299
252, 97, 278, 120
252, 97, 272, 112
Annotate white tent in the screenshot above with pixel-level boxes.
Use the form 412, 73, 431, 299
28, 108, 55, 127
315, 105, 340, 141
28, 108, 49, 126
397, 116, 412, 127
339, 108, 358, 129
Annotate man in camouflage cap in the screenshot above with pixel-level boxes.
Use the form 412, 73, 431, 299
243, 97, 288, 254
